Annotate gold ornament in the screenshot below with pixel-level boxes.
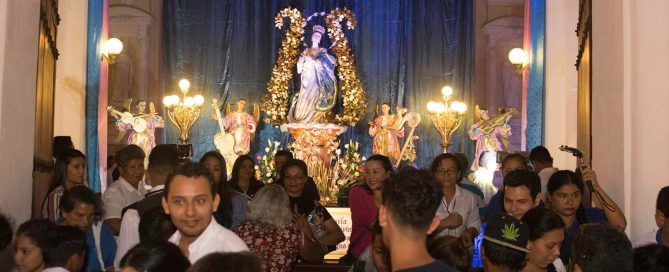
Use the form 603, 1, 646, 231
263, 8, 367, 127
326, 8, 367, 126
262, 8, 305, 125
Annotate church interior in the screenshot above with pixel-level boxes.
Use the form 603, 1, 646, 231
0, 0, 667, 271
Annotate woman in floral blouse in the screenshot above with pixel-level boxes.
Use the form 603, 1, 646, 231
233, 184, 322, 271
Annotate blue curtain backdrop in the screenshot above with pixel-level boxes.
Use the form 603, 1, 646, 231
85, 0, 103, 192
526, 0, 545, 151
162, 0, 475, 169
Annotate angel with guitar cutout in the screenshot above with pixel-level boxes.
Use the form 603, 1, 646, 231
213, 99, 259, 156
468, 106, 515, 170
108, 99, 164, 159
369, 103, 405, 165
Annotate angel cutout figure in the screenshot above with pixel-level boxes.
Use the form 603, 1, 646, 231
468, 106, 515, 170
287, 25, 337, 124
216, 99, 259, 155
108, 99, 164, 158
369, 103, 406, 164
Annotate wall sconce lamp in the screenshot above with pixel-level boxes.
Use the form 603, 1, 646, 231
102, 38, 123, 64
508, 48, 528, 74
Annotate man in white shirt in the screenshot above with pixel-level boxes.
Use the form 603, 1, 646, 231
633, 186, 669, 247
435, 184, 482, 238
162, 162, 248, 263
529, 146, 558, 201
115, 144, 178, 269
103, 144, 147, 235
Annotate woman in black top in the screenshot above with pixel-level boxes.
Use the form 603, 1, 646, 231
228, 155, 264, 199
280, 159, 345, 253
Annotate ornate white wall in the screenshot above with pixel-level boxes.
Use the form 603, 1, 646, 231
0, 0, 40, 226
592, 0, 669, 238
54, 0, 88, 150
544, 0, 578, 170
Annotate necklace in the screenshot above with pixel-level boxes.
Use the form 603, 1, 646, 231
441, 196, 457, 215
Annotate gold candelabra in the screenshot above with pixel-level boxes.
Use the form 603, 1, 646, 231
426, 86, 468, 153
162, 79, 205, 144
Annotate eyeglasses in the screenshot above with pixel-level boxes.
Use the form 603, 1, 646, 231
435, 170, 458, 177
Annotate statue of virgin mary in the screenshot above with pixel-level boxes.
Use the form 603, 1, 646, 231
287, 25, 337, 124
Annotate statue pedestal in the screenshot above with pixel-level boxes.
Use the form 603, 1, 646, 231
281, 123, 346, 205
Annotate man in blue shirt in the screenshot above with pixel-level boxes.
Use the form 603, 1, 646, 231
633, 186, 669, 247
59, 185, 116, 272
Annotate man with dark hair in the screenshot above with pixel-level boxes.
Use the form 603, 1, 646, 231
103, 144, 147, 235
0, 213, 11, 252
53, 136, 74, 159
633, 244, 669, 272
0, 213, 12, 269
502, 169, 542, 220
273, 150, 320, 201
481, 213, 530, 272
571, 223, 633, 272
378, 168, 458, 271
633, 186, 669, 247
60, 185, 116, 271
115, 144, 178, 269
42, 225, 87, 272
163, 162, 248, 263
274, 150, 293, 175
138, 210, 176, 243
529, 146, 557, 200
487, 153, 530, 216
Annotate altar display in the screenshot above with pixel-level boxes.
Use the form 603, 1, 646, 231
160, 1, 475, 169
262, 8, 367, 203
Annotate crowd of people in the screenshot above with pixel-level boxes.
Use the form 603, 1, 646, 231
0, 142, 667, 272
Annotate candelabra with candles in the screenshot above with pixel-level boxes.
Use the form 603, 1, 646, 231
163, 79, 205, 149
426, 86, 468, 153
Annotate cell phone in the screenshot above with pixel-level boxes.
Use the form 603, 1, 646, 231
558, 145, 594, 193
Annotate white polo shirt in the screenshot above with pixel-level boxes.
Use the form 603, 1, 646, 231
102, 177, 146, 220
114, 185, 165, 270
538, 167, 558, 201
168, 216, 249, 264
632, 229, 661, 248
435, 185, 482, 237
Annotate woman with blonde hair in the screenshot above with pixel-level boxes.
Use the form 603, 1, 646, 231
233, 185, 322, 272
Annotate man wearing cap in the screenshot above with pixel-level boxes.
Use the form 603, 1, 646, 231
482, 213, 530, 272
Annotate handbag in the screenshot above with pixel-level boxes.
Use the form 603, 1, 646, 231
339, 227, 368, 266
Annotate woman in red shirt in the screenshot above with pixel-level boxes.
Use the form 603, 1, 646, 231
348, 155, 394, 263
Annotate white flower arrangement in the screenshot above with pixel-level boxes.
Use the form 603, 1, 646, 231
333, 139, 364, 188
256, 139, 281, 184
